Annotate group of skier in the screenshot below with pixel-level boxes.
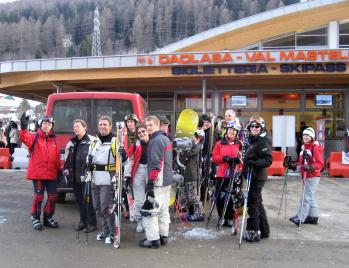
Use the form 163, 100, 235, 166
19, 106, 324, 248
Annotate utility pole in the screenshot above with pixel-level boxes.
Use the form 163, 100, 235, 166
92, 7, 102, 56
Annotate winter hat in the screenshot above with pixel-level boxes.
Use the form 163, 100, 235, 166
302, 127, 315, 140
201, 114, 212, 122
158, 116, 170, 125
124, 114, 139, 124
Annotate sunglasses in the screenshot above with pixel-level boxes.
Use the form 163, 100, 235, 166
138, 130, 147, 135
250, 125, 260, 129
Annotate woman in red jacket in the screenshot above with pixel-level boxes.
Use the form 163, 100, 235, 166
20, 113, 61, 231
289, 127, 324, 226
212, 120, 242, 226
124, 123, 150, 233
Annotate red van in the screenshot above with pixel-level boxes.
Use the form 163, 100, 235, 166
46, 92, 147, 202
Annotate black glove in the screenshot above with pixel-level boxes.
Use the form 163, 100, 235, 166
124, 176, 132, 187
20, 112, 29, 130
246, 159, 256, 168
288, 162, 298, 171
232, 157, 241, 165
118, 146, 127, 162
222, 156, 232, 163
57, 170, 63, 184
145, 180, 155, 196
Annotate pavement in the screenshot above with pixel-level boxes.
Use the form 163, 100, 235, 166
0, 169, 348, 268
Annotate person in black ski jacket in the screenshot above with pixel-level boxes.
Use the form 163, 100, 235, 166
63, 119, 97, 233
242, 116, 272, 242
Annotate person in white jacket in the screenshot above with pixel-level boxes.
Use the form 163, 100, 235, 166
9, 122, 20, 154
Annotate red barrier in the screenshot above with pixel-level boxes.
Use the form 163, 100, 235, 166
0, 148, 12, 169
327, 152, 349, 178
267, 151, 286, 176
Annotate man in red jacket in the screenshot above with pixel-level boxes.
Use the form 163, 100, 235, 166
20, 113, 61, 231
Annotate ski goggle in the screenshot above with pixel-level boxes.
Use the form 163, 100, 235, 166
250, 124, 260, 129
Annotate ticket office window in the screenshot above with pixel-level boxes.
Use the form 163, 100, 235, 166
303, 111, 345, 138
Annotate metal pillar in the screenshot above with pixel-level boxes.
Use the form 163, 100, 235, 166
202, 79, 207, 115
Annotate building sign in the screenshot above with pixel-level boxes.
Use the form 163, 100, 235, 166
155, 50, 349, 65
171, 63, 346, 75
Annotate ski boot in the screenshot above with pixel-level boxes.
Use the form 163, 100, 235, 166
243, 230, 261, 242
31, 216, 43, 231
43, 216, 59, 228
96, 231, 108, 241
83, 224, 97, 233
160, 235, 168, 246
289, 216, 301, 226
304, 216, 318, 225
105, 234, 114, 245
186, 214, 205, 222
139, 239, 160, 249
74, 222, 87, 231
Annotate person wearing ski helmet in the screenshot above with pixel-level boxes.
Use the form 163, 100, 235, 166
20, 113, 61, 231
123, 114, 139, 156
212, 120, 243, 226
242, 116, 272, 242
181, 128, 205, 221
289, 127, 323, 226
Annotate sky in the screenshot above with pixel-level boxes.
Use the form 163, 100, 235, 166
0, 0, 18, 3
0, 94, 42, 107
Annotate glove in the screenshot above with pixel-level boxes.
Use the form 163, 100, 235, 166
20, 112, 29, 130
303, 165, 315, 171
246, 159, 256, 168
141, 189, 159, 217
145, 180, 155, 195
222, 156, 232, 163
124, 176, 132, 187
118, 146, 127, 161
302, 164, 311, 171
288, 163, 298, 171
232, 157, 241, 165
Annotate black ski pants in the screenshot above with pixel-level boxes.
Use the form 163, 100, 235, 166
246, 179, 270, 237
73, 182, 97, 226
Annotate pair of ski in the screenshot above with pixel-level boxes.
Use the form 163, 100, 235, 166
205, 165, 252, 248
110, 122, 135, 248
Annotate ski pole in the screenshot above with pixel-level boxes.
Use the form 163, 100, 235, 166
217, 165, 235, 231
298, 173, 306, 231
206, 170, 227, 226
278, 167, 289, 219
239, 167, 252, 249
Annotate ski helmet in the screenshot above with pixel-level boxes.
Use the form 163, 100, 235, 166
124, 114, 139, 124
247, 116, 266, 131
38, 115, 54, 127
226, 120, 241, 132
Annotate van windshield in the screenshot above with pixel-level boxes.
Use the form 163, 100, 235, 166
53, 99, 133, 134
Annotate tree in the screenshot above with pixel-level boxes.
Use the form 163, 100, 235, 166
34, 103, 46, 118
17, 99, 31, 119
